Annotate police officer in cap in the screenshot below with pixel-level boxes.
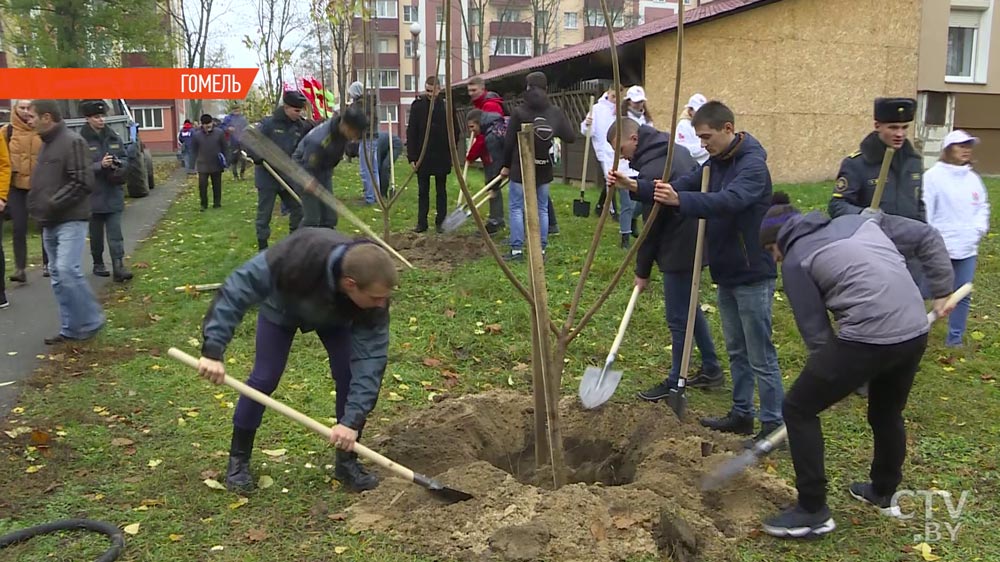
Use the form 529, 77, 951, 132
828, 97, 924, 222
246, 89, 314, 251
79, 99, 133, 282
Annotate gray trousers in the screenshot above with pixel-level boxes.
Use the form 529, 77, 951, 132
301, 184, 338, 229
256, 186, 303, 243
90, 212, 124, 263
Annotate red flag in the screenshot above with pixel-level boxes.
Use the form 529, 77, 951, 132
308, 76, 329, 118
297, 77, 321, 121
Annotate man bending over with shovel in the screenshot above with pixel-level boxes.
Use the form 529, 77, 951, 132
195, 227, 397, 493
757, 196, 955, 538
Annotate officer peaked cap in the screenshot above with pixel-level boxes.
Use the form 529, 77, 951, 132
80, 99, 108, 117
283, 90, 308, 108
874, 97, 916, 123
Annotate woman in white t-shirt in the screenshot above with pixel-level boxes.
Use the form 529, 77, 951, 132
675, 93, 709, 165
922, 129, 991, 347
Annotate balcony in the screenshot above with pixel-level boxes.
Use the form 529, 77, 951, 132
490, 0, 532, 7
584, 0, 624, 9
353, 52, 404, 70
489, 21, 532, 36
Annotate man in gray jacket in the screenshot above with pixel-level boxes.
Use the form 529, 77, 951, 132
756, 194, 955, 539
26, 99, 105, 344
196, 227, 397, 493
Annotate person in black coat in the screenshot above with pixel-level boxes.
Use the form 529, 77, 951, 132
406, 76, 461, 233
79, 100, 132, 282
608, 118, 723, 399
191, 113, 229, 210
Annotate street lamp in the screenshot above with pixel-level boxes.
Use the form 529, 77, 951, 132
408, 22, 422, 140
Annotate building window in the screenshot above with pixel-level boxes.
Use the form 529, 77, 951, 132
379, 69, 399, 88
377, 104, 398, 123
470, 42, 482, 59
377, 38, 393, 53
404, 39, 415, 58
493, 37, 531, 56
564, 12, 578, 29
403, 5, 418, 22
133, 107, 164, 130
404, 74, 417, 91
535, 10, 550, 29
924, 92, 949, 126
947, 6, 992, 82
436, 6, 443, 22
499, 9, 521, 22
469, 7, 481, 25
375, 0, 397, 18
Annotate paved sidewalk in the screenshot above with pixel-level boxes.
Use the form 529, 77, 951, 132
0, 167, 187, 417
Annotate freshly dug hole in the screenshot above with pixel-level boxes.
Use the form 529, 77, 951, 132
352, 391, 796, 562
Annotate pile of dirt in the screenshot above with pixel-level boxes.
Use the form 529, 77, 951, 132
350, 391, 796, 562
387, 231, 491, 270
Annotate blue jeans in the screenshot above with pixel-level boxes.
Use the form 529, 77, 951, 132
717, 279, 783, 423
42, 221, 105, 339
946, 256, 977, 347
508, 181, 550, 252
617, 187, 635, 234
663, 272, 720, 386
359, 135, 380, 204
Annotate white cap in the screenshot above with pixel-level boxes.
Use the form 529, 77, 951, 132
686, 93, 707, 112
942, 129, 979, 150
626, 85, 647, 103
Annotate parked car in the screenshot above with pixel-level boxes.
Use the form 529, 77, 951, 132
59, 99, 155, 198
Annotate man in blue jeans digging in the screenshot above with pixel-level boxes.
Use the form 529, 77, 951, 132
195, 228, 397, 493
652, 100, 783, 445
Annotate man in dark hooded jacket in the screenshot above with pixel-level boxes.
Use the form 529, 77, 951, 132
499, 71, 575, 261
79, 100, 132, 282
246, 90, 313, 251
652, 101, 783, 444
466, 108, 506, 233
607, 118, 722, 400
756, 198, 954, 539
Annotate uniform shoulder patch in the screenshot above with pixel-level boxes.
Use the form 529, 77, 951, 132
834, 176, 849, 193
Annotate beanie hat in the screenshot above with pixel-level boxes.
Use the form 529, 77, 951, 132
759, 192, 800, 248
525, 71, 548, 91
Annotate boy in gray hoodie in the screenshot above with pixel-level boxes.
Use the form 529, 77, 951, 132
757, 194, 955, 539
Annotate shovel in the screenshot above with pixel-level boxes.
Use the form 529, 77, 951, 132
667, 165, 712, 420
166, 348, 473, 504
441, 175, 505, 233
573, 96, 596, 218
579, 284, 641, 409
699, 283, 973, 491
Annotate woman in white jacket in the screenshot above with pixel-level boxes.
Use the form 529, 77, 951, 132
675, 93, 710, 165
922, 129, 990, 347
582, 87, 639, 248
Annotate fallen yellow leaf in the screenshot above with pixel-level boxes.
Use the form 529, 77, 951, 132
386, 392, 403, 402
169, 533, 184, 542
203, 479, 226, 490
123, 523, 140, 535
229, 497, 249, 509
148, 459, 163, 468
186, 411, 199, 417
258, 475, 274, 489
261, 449, 287, 457
210, 545, 224, 551
334, 546, 349, 554
914, 542, 941, 561
25, 465, 43, 474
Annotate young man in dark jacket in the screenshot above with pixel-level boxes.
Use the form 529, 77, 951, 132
407, 76, 461, 233
293, 107, 368, 229
79, 100, 132, 282
606, 118, 722, 400
26, 99, 105, 344
191, 114, 228, 210
466, 108, 506, 234
757, 199, 955, 538
196, 227, 397, 493
247, 90, 313, 251
652, 101, 783, 443
500, 72, 575, 261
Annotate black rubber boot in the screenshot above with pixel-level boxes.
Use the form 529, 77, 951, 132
620, 233, 631, 250
225, 427, 256, 493
93, 261, 110, 277
334, 450, 379, 492
112, 259, 133, 282
700, 410, 755, 435
257, 239, 268, 252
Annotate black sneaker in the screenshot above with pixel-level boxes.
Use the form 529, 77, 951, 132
93, 263, 110, 277
0, 294, 8, 309
743, 421, 785, 449
762, 504, 836, 539
849, 482, 902, 517
637, 380, 674, 402
504, 251, 524, 262
548, 224, 560, 235
700, 410, 754, 435
334, 451, 379, 492
42, 264, 50, 278
413, 225, 428, 233
854, 382, 869, 397
688, 366, 724, 389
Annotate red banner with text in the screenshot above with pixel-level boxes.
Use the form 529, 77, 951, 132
0, 68, 259, 99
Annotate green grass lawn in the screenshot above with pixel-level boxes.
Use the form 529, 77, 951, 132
1, 161, 998, 561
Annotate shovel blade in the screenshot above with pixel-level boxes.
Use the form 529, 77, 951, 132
573, 199, 591, 217
579, 365, 622, 409
418, 473, 474, 504
441, 209, 470, 233
666, 387, 687, 420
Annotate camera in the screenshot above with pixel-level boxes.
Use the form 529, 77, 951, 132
110, 156, 123, 169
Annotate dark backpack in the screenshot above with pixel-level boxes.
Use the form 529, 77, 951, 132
490, 115, 510, 141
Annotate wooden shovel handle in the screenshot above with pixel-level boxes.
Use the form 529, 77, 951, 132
927, 282, 973, 324
608, 284, 641, 358
580, 95, 596, 196
677, 166, 712, 384
868, 147, 894, 212
166, 348, 416, 482
262, 161, 303, 205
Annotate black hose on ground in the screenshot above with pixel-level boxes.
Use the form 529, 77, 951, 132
0, 518, 124, 562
